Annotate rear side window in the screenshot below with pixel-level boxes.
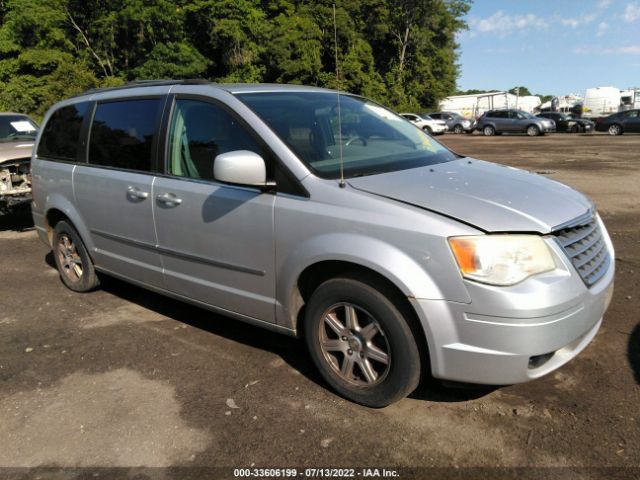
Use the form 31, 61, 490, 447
37, 102, 90, 161
89, 98, 161, 171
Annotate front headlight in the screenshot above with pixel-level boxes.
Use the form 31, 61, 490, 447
448, 235, 556, 286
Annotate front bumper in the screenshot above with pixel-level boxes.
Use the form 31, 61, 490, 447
0, 193, 32, 214
541, 124, 556, 133
411, 230, 615, 385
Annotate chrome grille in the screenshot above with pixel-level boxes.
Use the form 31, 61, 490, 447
554, 217, 610, 287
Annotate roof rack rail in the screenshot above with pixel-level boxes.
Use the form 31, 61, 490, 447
79, 78, 211, 96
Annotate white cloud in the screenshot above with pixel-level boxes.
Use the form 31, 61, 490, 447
469, 10, 549, 36
596, 21, 609, 36
561, 13, 597, 28
575, 45, 640, 54
624, 2, 640, 22
597, 0, 613, 8
616, 45, 640, 54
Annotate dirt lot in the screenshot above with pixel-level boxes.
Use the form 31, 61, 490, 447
0, 133, 638, 479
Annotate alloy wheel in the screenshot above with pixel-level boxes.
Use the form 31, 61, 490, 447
56, 234, 83, 282
318, 302, 391, 386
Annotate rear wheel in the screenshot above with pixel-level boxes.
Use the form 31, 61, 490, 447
52, 221, 99, 292
527, 125, 541, 136
453, 124, 464, 134
608, 124, 623, 136
304, 276, 421, 407
483, 125, 495, 136
423, 126, 433, 135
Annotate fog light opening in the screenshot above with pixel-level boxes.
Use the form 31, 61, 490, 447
528, 352, 555, 370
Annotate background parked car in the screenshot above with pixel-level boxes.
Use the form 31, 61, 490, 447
426, 111, 474, 134
0, 113, 38, 215
537, 112, 594, 133
400, 113, 447, 135
595, 109, 640, 135
475, 109, 555, 136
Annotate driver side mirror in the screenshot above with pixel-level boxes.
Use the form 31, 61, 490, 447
213, 150, 275, 189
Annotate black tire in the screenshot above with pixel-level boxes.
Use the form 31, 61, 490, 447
453, 124, 464, 134
569, 124, 579, 134
526, 124, 541, 136
482, 125, 495, 136
608, 124, 623, 136
304, 276, 421, 407
52, 220, 99, 292
423, 126, 433, 135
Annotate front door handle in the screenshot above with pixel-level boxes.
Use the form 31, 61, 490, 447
127, 186, 149, 200
156, 192, 182, 206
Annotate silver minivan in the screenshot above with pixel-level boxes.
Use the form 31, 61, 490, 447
31, 81, 614, 407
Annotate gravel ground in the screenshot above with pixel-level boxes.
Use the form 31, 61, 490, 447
0, 132, 638, 479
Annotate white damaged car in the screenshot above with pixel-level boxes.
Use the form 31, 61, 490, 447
400, 113, 448, 135
0, 113, 38, 214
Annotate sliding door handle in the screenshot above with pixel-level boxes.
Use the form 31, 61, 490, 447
127, 186, 149, 200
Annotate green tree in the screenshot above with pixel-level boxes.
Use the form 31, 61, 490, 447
509, 86, 532, 96
0, 0, 102, 118
0, 0, 473, 117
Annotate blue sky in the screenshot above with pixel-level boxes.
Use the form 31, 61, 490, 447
457, 0, 640, 95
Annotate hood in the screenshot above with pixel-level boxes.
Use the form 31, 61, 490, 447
348, 158, 592, 233
0, 141, 34, 164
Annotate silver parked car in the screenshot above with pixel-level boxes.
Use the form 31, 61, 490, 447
476, 109, 556, 136
31, 81, 614, 407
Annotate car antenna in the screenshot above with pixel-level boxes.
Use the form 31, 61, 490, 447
333, 4, 346, 188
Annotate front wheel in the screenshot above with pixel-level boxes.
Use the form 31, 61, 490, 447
52, 220, 100, 292
527, 125, 541, 136
423, 126, 433, 135
304, 276, 421, 407
453, 124, 464, 134
608, 124, 623, 136
483, 125, 495, 136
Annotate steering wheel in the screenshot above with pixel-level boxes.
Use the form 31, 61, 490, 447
345, 136, 367, 146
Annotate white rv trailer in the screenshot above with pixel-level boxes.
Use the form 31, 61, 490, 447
439, 91, 540, 118
582, 87, 623, 118
582, 87, 640, 118
515, 95, 542, 113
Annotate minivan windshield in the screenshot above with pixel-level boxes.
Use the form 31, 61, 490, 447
236, 92, 458, 179
0, 115, 38, 142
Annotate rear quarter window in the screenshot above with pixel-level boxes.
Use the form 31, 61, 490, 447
37, 102, 91, 161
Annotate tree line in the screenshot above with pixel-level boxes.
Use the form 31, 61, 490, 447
0, 0, 471, 120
